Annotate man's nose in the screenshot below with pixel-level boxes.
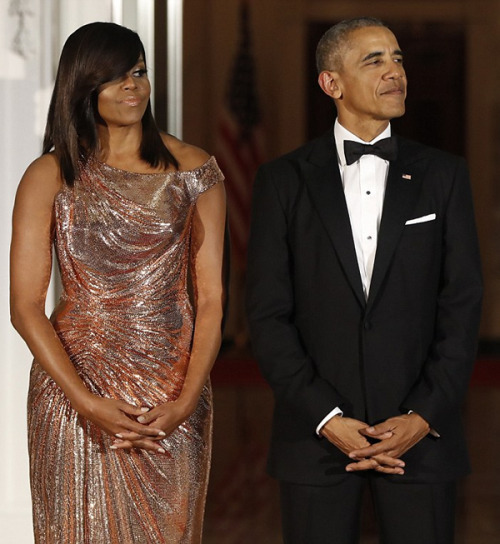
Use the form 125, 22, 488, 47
385, 63, 405, 80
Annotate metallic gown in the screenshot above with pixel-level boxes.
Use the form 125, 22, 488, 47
27, 156, 223, 543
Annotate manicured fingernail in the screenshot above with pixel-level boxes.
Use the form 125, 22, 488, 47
157, 448, 166, 454
346, 466, 352, 472
348, 453, 356, 459
137, 416, 145, 423
115, 433, 123, 439
398, 462, 405, 467
110, 445, 117, 450
158, 431, 166, 437
140, 407, 149, 413
367, 427, 375, 433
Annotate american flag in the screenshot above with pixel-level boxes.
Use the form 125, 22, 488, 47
216, 0, 265, 272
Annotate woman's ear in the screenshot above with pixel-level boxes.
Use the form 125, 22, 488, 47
318, 71, 342, 100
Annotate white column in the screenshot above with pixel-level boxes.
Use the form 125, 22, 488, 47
114, 0, 156, 110
167, 0, 184, 138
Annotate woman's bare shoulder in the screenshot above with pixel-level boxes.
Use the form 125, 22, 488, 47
21, 153, 62, 188
162, 134, 211, 172
17, 153, 64, 202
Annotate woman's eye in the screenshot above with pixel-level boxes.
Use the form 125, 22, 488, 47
133, 69, 147, 77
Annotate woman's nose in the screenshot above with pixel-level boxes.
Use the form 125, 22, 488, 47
122, 75, 137, 90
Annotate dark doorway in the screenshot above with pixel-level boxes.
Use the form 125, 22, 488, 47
154, 1, 168, 131
307, 21, 466, 156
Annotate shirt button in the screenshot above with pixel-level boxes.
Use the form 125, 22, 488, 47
366, 191, 371, 195
367, 236, 372, 240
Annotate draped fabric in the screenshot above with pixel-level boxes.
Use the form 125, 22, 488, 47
28, 156, 223, 543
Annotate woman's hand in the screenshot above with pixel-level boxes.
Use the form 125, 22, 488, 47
76, 395, 166, 443
110, 399, 193, 453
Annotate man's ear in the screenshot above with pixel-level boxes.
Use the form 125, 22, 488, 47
318, 71, 342, 100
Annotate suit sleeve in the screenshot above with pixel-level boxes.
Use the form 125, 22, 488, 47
401, 157, 483, 432
246, 164, 348, 431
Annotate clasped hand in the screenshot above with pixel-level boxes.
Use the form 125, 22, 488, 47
79, 395, 191, 454
321, 413, 430, 475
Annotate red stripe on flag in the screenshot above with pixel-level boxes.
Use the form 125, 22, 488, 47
215, 2, 265, 271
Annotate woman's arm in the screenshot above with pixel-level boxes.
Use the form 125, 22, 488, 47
10, 155, 164, 442
178, 179, 227, 409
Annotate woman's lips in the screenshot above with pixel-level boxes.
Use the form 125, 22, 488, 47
121, 97, 142, 106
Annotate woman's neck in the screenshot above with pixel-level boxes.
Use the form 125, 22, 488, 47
97, 123, 143, 163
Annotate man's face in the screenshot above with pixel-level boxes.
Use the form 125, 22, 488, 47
331, 26, 407, 130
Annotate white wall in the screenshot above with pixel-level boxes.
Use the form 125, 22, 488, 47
1, 2, 55, 541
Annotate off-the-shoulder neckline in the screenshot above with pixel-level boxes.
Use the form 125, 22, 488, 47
91, 155, 216, 177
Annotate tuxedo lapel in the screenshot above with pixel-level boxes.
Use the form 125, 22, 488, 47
367, 138, 423, 306
300, 134, 365, 307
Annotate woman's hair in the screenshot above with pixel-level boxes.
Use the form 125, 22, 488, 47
43, 22, 178, 185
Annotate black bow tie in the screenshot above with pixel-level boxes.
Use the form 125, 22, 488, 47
343, 137, 398, 165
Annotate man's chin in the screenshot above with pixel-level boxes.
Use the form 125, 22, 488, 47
388, 107, 406, 120
374, 108, 405, 122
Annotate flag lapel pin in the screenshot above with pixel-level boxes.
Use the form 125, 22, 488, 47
402, 174, 412, 180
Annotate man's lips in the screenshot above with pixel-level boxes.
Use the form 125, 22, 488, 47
381, 87, 405, 96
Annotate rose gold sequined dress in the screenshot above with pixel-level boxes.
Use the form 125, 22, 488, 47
27, 156, 223, 544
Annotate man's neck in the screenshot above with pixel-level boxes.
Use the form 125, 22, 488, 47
337, 117, 391, 143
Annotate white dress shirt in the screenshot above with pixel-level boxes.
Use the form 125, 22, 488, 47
316, 120, 391, 435
336, 120, 391, 299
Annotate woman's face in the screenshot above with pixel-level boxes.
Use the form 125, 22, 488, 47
97, 57, 150, 128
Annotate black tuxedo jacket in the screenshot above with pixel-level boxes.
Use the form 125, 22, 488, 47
246, 131, 482, 485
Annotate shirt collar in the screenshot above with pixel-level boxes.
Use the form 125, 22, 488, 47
334, 119, 392, 167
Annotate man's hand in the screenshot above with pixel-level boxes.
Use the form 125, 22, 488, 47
346, 412, 430, 473
320, 416, 410, 474
321, 415, 405, 474
320, 415, 371, 453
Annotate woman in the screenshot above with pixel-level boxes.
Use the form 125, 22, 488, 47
10, 22, 225, 543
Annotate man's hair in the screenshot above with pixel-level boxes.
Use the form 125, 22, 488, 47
316, 17, 387, 74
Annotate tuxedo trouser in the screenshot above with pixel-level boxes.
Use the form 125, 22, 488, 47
280, 474, 457, 544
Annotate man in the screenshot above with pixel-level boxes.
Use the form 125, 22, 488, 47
246, 17, 482, 544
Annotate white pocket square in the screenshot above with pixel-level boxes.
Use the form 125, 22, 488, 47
405, 213, 436, 225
